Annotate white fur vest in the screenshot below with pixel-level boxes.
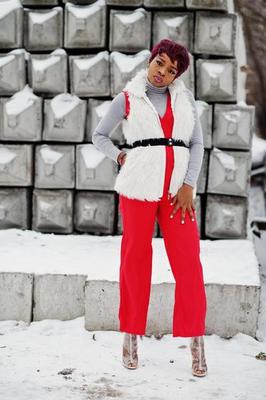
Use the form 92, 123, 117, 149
114, 68, 197, 201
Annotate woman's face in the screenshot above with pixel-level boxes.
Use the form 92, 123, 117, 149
147, 52, 178, 87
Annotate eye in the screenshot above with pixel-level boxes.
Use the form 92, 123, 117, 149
170, 70, 176, 75
156, 60, 162, 65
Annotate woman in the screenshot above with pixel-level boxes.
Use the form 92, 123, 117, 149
92, 39, 208, 377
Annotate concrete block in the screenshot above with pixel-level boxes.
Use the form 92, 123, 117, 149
74, 191, 116, 234
32, 189, 73, 233
194, 12, 237, 56
110, 50, 150, 97
207, 148, 251, 197
196, 101, 212, 149
107, 0, 142, 4
24, 7, 63, 51
28, 49, 67, 96
181, 52, 194, 93
33, 274, 86, 321
213, 103, 255, 150
0, 86, 42, 141
76, 144, 118, 190
109, 8, 151, 52
186, 0, 229, 11
44, 94, 86, 142
35, 145, 75, 189
0, 272, 33, 323
23, 0, 59, 4
64, 1, 106, 49
144, 0, 184, 7
196, 58, 237, 102
0, 144, 33, 186
205, 194, 248, 238
152, 11, 193, 51
197, 149, 209, 193
0, 0, 23, 48
86, 99, 124, 144
69, 51, 110, 97
0, 188, 30, 229
0, 50, 26, 95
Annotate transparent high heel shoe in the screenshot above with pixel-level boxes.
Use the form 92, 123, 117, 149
122, 333, 138, 369
190, 336, 208, 377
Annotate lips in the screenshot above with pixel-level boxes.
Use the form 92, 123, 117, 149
154, 75, 163, 83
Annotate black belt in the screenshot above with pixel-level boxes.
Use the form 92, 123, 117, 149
119, 138, 189, 149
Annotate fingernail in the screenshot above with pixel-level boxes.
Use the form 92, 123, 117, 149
170, 202, 173, 205
192, 218, 195, 222
181, 220, 184, 224
170, 215, 173, 219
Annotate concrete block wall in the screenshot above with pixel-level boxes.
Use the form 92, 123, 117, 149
0, 0, 255, 239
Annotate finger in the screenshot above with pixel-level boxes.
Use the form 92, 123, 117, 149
170, 195, 177, 206
170, 202, 180, 219
187, 204, 195, 222
181, 206, 186, 224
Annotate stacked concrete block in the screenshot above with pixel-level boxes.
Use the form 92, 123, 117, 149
0, 1, 255, 238
109, 8, 151, 52
86, 99, 123, 144
32, 189, 73, 233
24, 7, 63, 51
152, 12, 193, 50
0, 188, 30, 229
69, 51, 110, 97
74, 191, 115, 234
28, 49, 68, 96
0, 86, 42, 141
0, 0, 23, 49
43, 94, 86, 142
64, 1, 106, 49
110, 50, 150, 97
0, 50, 26, 95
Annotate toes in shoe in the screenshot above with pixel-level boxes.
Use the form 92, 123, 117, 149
122, 333, 138, 370
190, 336, 208, 377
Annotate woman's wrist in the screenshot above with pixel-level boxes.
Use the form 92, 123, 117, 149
117, 151, 127, 165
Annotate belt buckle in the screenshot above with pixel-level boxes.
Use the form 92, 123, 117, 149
168, 138, 173, 146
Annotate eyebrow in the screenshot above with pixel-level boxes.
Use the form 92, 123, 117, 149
157, 55, 178, 71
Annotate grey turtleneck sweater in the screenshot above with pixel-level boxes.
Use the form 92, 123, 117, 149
91, 78, 204, 188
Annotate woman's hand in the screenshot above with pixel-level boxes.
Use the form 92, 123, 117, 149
117, 151, 127, 166
170, 183, 196, 224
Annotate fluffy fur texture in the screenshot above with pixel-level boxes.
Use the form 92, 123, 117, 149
114, 68, 197, 201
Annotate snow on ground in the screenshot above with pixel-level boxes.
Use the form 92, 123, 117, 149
0, 317, 266, 400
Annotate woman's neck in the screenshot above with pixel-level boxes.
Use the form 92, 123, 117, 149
145, 77, 168, 94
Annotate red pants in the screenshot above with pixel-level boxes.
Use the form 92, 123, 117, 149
118, 146, 207, 337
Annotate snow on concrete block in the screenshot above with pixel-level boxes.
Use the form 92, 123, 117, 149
69, 51, 110, 97
109, 8, 151, 52
0, 144, 33, 186
74, 191, 116, 234
196, 100, 212, 149
22, 0, 59, 4
144, 0, 184, 7
0, 272, 33, 323
186, 0, 229, 11
207, 147, 251, 197
110, 50, 150, 97
33, 274, 86, 321
0, 188, 30, 229
152, 11, 193, 51
213, 103, 255, 150
64, 1, 106, 49
205, 194, 248, 238
32, 189, 73, 233
194, 11, 237, 56
76, 144, 118, 190
0, 50, 26, 95
24, 7, 63, 51
86, 99, 124, 144
28, 49, 67, 96
196, 58, 238, 102
35, 145, 75, 189
0, 86, 42, 141
107, 0, 143, 5
0, 0, 23, 48
44, 94, 86, 142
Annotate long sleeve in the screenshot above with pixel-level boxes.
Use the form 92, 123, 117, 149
183, 89, 204, 188
91, 92, 126, 163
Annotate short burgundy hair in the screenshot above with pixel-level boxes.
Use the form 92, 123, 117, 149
149, 39, 190, 79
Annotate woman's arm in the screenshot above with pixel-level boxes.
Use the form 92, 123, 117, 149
183, 89, 204, 188
91, 92, 126, 164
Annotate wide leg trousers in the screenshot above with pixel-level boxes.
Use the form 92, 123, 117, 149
118, 154, 207, 337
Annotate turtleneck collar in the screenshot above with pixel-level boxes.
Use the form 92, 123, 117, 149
145, 76, 168, 94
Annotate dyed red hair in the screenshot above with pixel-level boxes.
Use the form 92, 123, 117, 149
149, 39, 190, 79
